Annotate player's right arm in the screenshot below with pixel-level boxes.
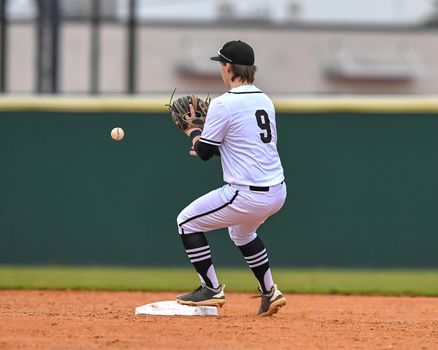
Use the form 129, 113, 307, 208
185, 104, 221, 160
195, 98, 228, 161
186, 98, 227, 160
195, 98, 228, 160
186, 129, 220, 160
194, 141, 220, 160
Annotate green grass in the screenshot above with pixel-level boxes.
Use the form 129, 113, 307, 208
0, 266, 437, 296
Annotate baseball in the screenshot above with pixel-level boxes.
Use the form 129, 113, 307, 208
111, 127, 124, 141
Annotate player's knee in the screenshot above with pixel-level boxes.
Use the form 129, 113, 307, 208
176, 212, 185, 235
229, 231, 257, 246
177, 211, 193, 235
177, 222, 196, 235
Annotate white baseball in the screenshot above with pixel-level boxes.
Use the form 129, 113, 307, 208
111, 127, 124, 141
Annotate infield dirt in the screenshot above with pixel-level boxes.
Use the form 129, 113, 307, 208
1, 290, 437, 349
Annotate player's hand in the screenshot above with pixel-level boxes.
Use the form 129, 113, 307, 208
184, 104, 201, 137
189, 146, 198, 157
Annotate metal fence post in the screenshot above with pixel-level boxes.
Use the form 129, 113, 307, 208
127, 0, 137, 94
36, 0, 60, 94
90, 0, 100, 95
50, 0, 59, 93
0, 0, 7, 93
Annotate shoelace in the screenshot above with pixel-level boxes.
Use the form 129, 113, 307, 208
192, 286, 205, 294
251, 292, 272, 299
191, 285, 218, 295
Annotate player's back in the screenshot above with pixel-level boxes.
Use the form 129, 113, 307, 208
211, 84, 284, 187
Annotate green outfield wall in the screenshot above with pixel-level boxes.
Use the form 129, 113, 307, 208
1, 97, 438, 267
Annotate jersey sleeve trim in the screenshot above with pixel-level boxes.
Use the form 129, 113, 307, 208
200, 137, 221, 146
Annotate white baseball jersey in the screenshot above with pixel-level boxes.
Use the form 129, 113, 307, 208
199, 85, 284, 187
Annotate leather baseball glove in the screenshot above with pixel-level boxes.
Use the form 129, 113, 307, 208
168, 94, 210, 132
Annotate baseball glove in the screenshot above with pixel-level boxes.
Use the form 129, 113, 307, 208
168, 94, 210, 132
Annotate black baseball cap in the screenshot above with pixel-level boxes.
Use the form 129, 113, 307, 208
210, 40, 255, 65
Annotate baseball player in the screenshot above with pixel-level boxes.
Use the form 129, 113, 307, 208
176, 40, 287, 316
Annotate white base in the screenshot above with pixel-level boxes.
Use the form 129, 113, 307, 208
135, 300, 218, 316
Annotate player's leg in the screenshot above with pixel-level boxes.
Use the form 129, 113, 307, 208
176, 231, 225, 307
180, 232, 219, 289
175, 186, 240, 306
229, 224, 274, 293
230, 224, 287, 316
177, 185, 240, 234
228, 183, 286, 292
228, 184, 287, 316
177, 186, 240, 285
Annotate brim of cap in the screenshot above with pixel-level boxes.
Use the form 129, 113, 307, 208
210, 56, 225, 62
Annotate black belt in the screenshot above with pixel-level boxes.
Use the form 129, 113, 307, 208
249, 181, 284, 192
249, 186, 270, 192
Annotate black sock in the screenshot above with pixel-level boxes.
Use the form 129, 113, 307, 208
238, 236, 273, 294
180, 233, 219, 289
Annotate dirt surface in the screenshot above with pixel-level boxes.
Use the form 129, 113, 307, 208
1, 290, 437, 350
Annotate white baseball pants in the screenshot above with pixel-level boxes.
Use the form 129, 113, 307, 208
177, 182, 287, 246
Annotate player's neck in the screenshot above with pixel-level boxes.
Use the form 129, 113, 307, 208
228, 80, 252, 89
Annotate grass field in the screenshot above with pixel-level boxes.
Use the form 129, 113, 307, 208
1, 266, 437, 296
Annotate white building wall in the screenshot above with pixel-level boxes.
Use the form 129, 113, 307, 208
3, 23, 438, 95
